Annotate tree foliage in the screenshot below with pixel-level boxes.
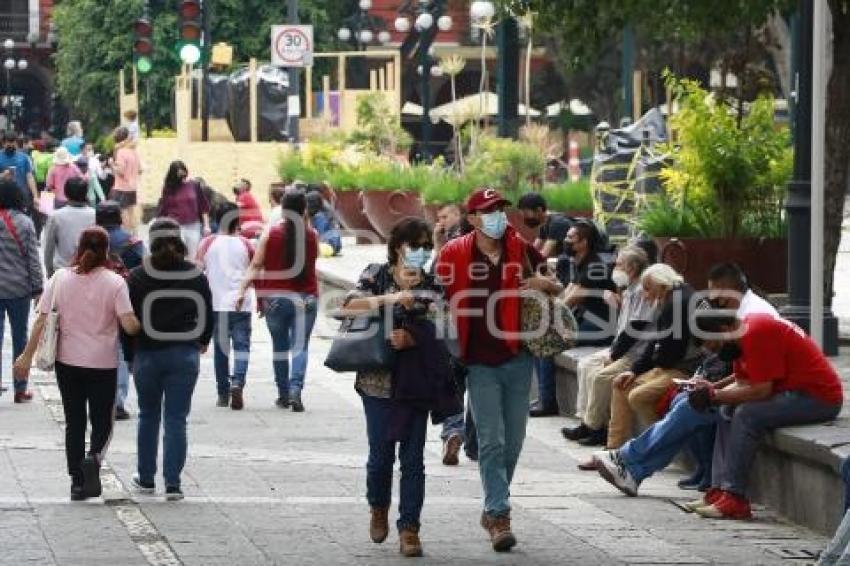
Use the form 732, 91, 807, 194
53, 0, 353, 137
496, 0, 793, 122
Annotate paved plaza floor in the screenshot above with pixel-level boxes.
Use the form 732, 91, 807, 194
1, 204, 848, 565
0, 310, 835, 566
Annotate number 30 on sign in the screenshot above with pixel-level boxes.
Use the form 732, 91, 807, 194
271, 25, 314, 67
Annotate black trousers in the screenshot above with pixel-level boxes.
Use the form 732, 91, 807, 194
55, 362, 117, 481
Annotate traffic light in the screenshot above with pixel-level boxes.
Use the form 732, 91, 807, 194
133, 17, 153, 74
178, 0, 202, 64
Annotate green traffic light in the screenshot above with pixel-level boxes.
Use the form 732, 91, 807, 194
136, 56, 153, 74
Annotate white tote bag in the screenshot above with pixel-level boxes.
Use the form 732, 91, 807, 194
34, 269, 65, 372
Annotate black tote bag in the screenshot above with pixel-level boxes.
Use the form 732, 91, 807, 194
324, 315, 396, 373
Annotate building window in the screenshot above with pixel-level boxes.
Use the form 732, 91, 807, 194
0, 0, 30, 40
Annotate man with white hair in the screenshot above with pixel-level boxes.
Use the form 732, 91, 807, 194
563, 246, 654, 448
607, 263, 705, 448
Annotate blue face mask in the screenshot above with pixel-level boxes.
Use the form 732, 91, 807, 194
403, 246, 432, 269
480, 210, 508, 239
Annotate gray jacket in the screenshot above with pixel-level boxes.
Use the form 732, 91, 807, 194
0, 208, 43, 299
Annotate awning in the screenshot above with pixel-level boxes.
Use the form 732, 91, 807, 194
546, 98, 593, 118
429, 92, 541, 125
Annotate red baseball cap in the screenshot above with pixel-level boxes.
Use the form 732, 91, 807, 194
466, 187, 511, 213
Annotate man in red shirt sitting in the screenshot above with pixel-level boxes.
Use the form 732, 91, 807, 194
435, 187, 562, 552
233, 178, 264, 239
688, 311, 843, 520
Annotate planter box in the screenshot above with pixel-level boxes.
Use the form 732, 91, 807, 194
333, 189, 383, 244
361, 190, 425, 240
655, 237, 787, 294
422, 203, 441, 225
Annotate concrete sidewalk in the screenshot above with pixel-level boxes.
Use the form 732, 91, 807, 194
0, 300, 835, 565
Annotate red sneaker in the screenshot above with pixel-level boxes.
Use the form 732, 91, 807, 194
14, 390, 33, 403
695, 492, 752, 520
683, 487, 724, 512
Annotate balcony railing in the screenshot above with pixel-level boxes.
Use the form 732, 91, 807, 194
0, 13, 30, 42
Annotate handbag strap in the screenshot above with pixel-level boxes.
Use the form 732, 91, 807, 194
0, 209, 24, 256
49, 269, 65, 313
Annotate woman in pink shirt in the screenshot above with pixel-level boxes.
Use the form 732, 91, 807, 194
46, 147, 84, 209
109, 127, 141, 231
14, 227, 141, 502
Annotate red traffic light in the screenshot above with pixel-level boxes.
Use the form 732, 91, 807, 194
134, 37, 153, 55
179, 0, 201, 19
134, 18, 152, 36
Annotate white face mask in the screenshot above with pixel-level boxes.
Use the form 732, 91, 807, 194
479, 210, 508, 239
612, 269, 630, 289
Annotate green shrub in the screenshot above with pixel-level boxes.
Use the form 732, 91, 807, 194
660, 73, 792, 238
638, 199, 719, 238
542, 180, 593, 212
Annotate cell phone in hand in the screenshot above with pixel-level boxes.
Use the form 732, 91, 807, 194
672, 378, 694, 391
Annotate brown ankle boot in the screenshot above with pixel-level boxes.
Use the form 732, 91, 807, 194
399, 527, 423, 557
369, 507, 389, 543
481, 513, 517, 552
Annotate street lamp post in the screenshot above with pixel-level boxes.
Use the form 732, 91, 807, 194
396, 0, 450, 162
782, 0, 839, 354
337, 0, 391, 52
3, 39, 27, 129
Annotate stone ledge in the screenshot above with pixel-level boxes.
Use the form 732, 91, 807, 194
764, 418, 850, 475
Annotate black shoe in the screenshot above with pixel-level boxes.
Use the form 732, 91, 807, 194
115, 405, 131, 421
216, 393, 230, 408
577, 428, 608, 447
131, 474, 155, 494
81, 456, 102, 498
275, 395, 290, 409
290, 391, 304, 413
165, 485, 184, 501
70, 483, 87, 501
529, 403, 558, 417
562, 423, 592, 441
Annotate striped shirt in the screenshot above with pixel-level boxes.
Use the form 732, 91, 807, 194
0, 209, 43, 299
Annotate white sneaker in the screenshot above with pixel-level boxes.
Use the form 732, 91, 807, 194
593, 450, 639, 497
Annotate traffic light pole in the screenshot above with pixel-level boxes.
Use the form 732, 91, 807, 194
145, 77, 152, 138
288, 0, 300, 143
201, 0, 212, 142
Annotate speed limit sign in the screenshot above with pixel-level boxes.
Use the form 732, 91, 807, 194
271, 25, 314, 67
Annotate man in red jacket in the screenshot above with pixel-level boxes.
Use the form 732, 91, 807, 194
435, 187, 562, 552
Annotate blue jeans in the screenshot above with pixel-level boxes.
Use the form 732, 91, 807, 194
361, 393, 427, 531
818, 508, 850, 566
844, 457, 850, 511
134, 345, 200, 488
116, 344, 130, 408
0, 296, 30, 393
213, 311, 252, 394
467, 351, 533, 517
534, 356, 557, 409
264, 293, 318, 397
712, 391, 841, 497
620, 392, 719, 483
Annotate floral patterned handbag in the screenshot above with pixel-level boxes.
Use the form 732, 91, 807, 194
520, 254, 577, 358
